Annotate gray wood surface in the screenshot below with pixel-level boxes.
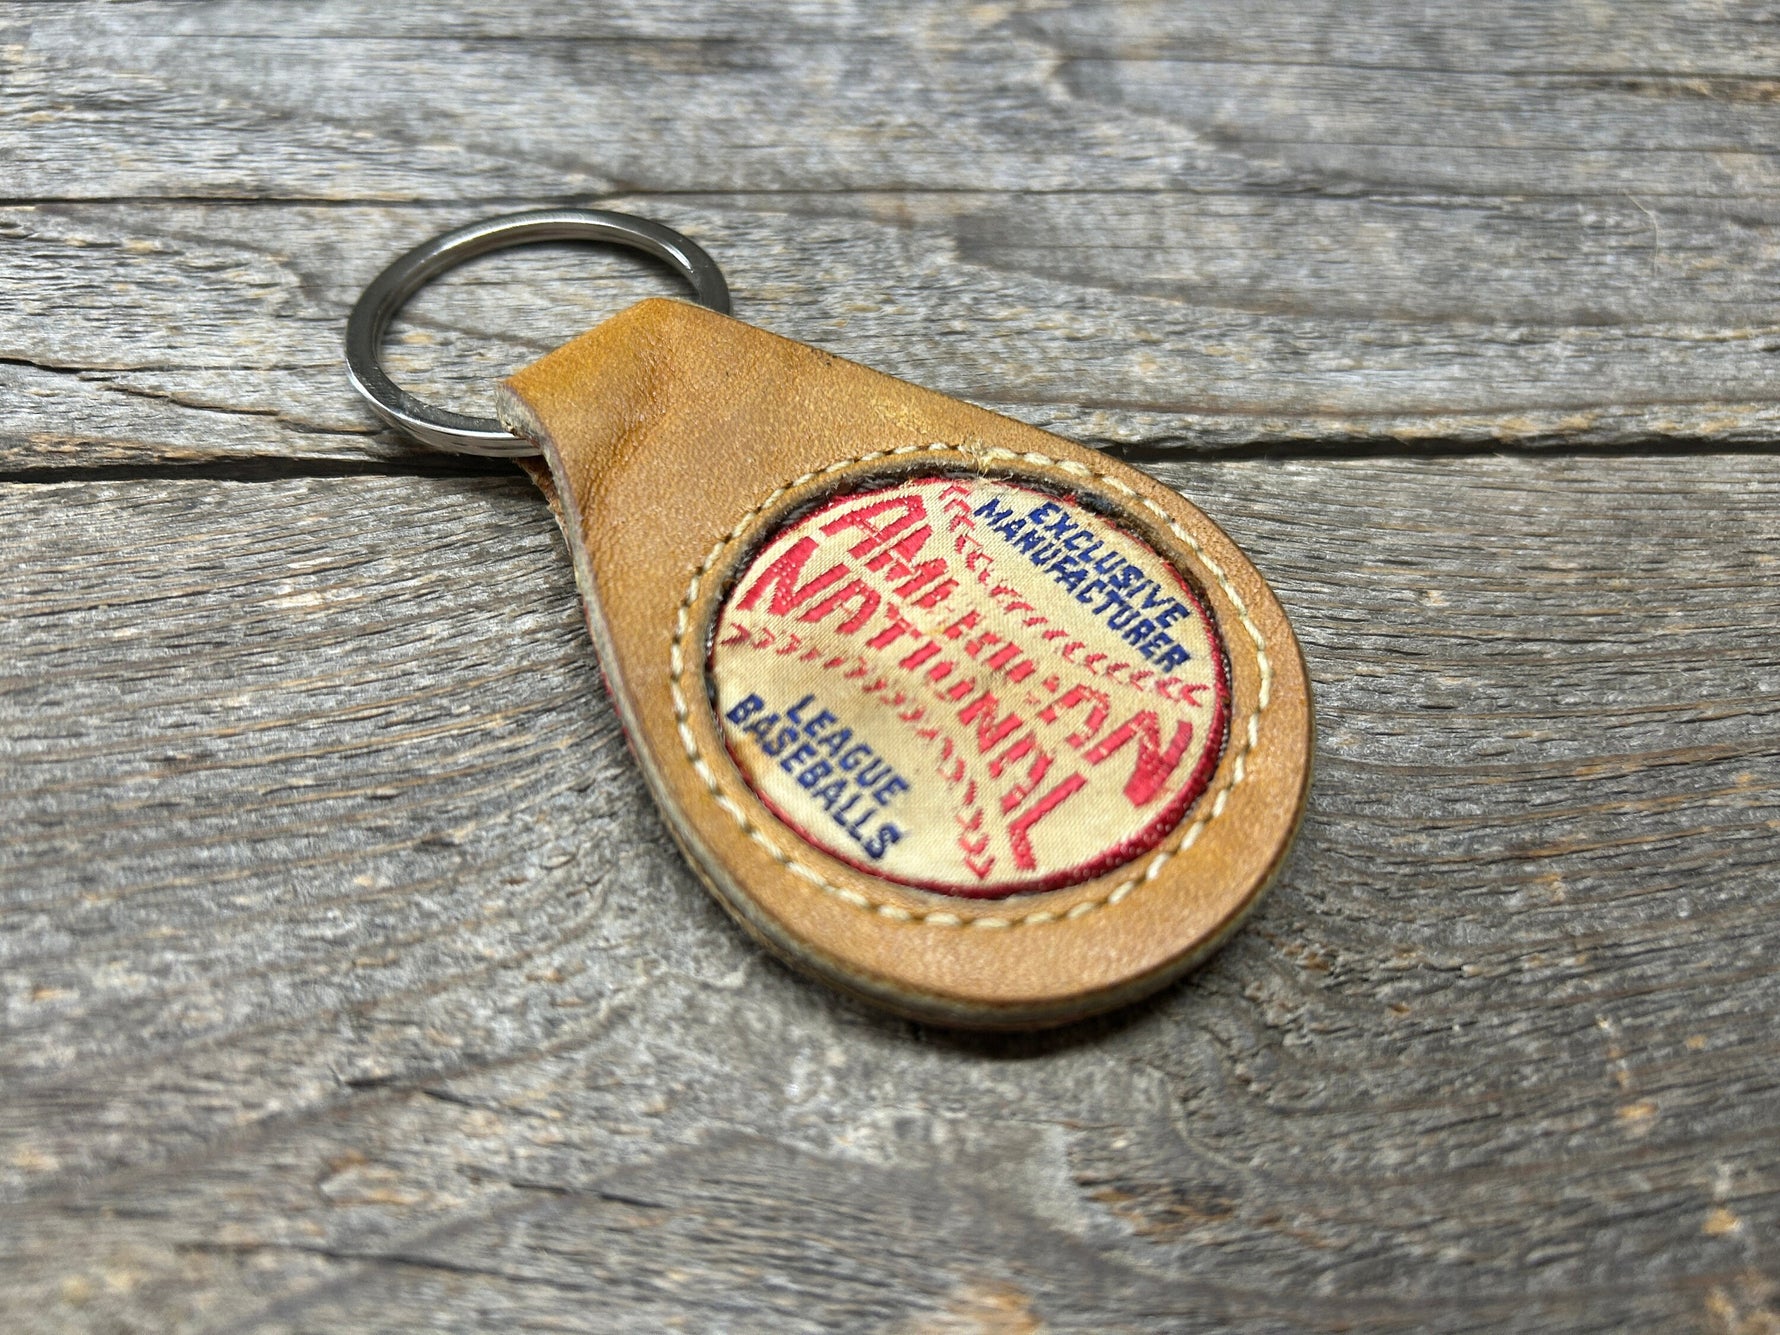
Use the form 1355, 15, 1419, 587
3, 3, 1778, 1333
8, 0, 1780, 464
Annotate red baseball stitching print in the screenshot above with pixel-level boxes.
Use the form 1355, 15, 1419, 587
708, 473, 1231, 898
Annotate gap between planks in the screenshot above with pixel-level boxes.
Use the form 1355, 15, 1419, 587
5, 436, 1780, 488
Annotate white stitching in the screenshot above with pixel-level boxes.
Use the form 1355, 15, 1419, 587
667, 443, 1272, 929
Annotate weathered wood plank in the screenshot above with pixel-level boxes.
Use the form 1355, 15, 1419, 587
4, 0, 1780, 463
6, 194, 1779, 469
2, 456, 1776, 1331
11, 2, 1780, 200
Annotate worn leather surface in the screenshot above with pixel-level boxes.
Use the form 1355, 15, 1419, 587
499, 298, 1312, 1028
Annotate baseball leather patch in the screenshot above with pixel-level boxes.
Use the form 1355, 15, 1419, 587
498, 298, 1313, 1029
709, 473, 1230, 898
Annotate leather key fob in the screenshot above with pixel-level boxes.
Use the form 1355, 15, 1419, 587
498, 298, 1313, 1029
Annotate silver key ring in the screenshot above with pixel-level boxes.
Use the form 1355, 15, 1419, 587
345, 209, 731, 457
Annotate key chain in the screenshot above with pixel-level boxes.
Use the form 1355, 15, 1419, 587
347, 209, 1313, 1029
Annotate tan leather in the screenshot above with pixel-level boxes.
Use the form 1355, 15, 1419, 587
499, 298, 1312, 1028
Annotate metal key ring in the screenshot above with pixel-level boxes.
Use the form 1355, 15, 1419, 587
345, 209, 731, 457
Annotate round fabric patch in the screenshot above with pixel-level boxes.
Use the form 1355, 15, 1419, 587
708, 473, 1230, 898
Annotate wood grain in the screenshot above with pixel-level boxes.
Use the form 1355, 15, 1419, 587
5, 1, 1779, 1330
5, 0, 1780, 464
2, 456, 1776, 1332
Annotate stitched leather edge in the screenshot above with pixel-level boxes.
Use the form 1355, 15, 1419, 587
665, 441, 1273, 931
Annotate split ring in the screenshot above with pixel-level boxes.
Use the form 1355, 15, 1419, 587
345, 209, 731, 456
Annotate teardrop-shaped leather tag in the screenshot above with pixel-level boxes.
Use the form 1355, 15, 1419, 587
498, 298, 1312, 1028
